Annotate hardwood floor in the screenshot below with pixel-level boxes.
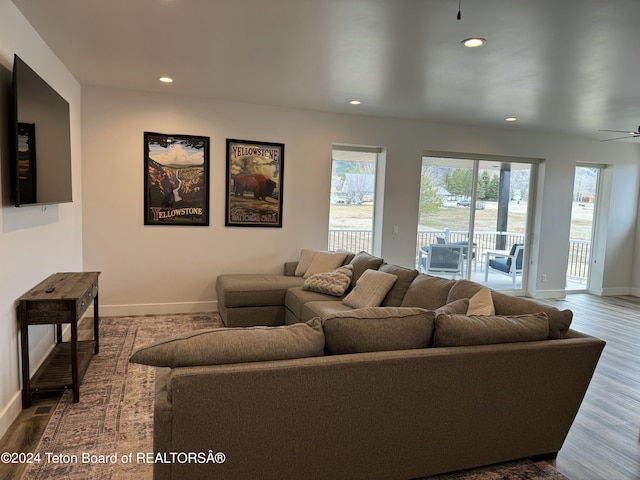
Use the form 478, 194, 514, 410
545, 294, 640, 480
0, 317, 94, 480
1, 295, 639, 479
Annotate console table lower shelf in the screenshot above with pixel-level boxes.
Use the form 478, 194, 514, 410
29, 341, 96, 397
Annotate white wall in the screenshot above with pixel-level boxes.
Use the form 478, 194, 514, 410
2, 0, 639, 440
82, 85, 640, 315
0, 0, 83, 438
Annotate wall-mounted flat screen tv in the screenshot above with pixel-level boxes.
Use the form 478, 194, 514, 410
11, 54, 72, 206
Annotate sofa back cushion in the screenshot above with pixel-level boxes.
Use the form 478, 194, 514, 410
433, 312, 549, 347
400, 274, 456, 310
379, 264, 419, 307
447, 280, 572, 339
347, 251, 385, 288
129, 319, 325, 368
322, 307, 435, 354
434, 298, 469, 316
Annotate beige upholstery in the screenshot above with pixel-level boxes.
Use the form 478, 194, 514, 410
153, 329, 605, 480
153, 257, 605, 479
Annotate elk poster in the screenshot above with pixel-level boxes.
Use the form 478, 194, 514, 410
144, 132, 210, 226
225, 139, 284, 227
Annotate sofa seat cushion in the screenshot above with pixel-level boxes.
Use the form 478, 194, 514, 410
301, 300, 354, 323
400, 274, 456, 310
216, 274, 304, 308
447, 280, 572, 339
130, 319, 325, 368
433, 312, 549, 347
285, 286, 344, 320
322, 307, 435, 354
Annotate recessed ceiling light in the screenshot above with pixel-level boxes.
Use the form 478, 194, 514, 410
159, 76, 174, 83
505, 117, 517, 122
349, 100, 362, 105
462, 37, 487, 48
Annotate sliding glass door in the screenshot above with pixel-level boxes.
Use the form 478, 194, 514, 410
417, 153, 536, 291
567, 165, 601, 291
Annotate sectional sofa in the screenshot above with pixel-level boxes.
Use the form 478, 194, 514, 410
130, 250, 605, 480
216, 250, 573, 338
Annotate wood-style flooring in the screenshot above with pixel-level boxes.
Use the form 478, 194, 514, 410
546, 294, 640, 480
0, 317, 95, 480
0, 294, 639, 480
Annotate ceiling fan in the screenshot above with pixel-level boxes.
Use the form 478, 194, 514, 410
599, 126, 640, 142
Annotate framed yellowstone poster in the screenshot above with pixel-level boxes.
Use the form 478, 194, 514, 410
144, 132, 210, 226
225, 139, 284, 227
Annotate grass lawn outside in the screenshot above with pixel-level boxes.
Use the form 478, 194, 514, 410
329, 201, 595, 242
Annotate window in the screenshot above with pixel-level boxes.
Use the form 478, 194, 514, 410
328, 146, 381, 253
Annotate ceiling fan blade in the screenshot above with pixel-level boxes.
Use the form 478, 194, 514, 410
600, 135, 637, 142
598, 129, 637, 134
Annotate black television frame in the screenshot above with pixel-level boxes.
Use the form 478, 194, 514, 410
10, 54, 72, 207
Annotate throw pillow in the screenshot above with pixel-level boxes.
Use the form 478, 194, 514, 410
302, 264, 354, 296
347, 251, 385, 288
322, 307, 435, 354
129, 319, 325, 368
379, 264, 419, 307
432, 312, 549, 347
294, 249, 318, 277
435, 298, 470, 316
342, 269, 398, 309
303, 251, 349, 278
467, 287, 495, 315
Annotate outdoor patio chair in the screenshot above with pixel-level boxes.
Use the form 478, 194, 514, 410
452, 240, 477, 271
484, 243, 525, 287
426, 244, 465, 279
418, 236, 448, 272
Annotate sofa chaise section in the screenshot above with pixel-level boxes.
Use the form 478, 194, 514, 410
216, 273, 304, 327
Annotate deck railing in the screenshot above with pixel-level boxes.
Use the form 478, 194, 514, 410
328, 229, 590, 282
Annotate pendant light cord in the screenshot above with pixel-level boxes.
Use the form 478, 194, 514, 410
457, 0, 462, 20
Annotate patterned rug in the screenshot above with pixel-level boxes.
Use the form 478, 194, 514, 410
23, 314, 569, 480
23, 313, 219, 480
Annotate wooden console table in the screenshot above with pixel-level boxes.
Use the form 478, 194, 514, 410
18, 272, 100, 408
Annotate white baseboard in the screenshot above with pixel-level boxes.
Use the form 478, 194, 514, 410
530, 288, 567, 299
0, 391, 23, 440
0, 330, 59, 439
628, 288, 640, 297
600, 286, 634, 297
95, 301, 218, 318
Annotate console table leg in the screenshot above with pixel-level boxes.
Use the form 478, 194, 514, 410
71, 319, 79, 403
19, 304, 31, 408
94, 292, 100, 354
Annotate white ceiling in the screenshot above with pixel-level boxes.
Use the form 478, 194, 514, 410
11, 0, 640, 141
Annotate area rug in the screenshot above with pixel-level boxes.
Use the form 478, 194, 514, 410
23, 313, 570, 480
23, 313, 220, 480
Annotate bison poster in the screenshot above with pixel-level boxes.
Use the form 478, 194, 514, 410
144, 132, 210, 226
225, 139, 284, 227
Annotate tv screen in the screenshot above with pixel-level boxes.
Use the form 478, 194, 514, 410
11, 54, 72, 206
